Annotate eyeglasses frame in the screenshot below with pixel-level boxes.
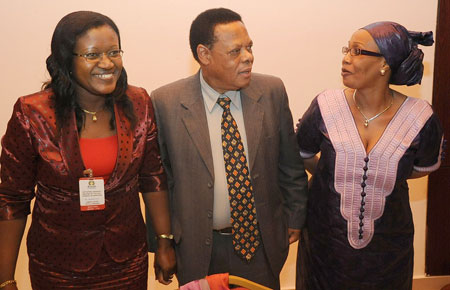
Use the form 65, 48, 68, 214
72, 49, 124, 62
342, 46, 383, 57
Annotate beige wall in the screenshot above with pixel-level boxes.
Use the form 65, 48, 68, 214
0, 1, 446, 289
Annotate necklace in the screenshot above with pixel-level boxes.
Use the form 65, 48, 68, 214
80, 107, 103, 122
352, 89, 394, 127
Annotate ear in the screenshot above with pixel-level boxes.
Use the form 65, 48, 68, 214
381, 60, 390, 73
197, 44, 211, 66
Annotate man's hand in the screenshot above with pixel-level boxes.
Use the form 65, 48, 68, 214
154, 239, 176, 285
288, 228, 301, 244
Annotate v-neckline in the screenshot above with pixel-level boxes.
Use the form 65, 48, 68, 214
340, 89, 409, 156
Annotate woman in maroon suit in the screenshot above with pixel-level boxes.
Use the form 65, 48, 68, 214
0, 11, 175, 289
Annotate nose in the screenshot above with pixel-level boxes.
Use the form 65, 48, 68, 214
97, 53, 115, 68
342, 52, 351, 65
242, 47, 254, 64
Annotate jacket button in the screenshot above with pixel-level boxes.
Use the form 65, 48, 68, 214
207, 182, 213, 188
207, 210, 213, 218
205, 238, 211, 245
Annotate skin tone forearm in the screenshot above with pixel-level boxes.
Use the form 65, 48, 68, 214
142, 191, 171, 236
141, 190, 176, 285
0, 218, 26, 289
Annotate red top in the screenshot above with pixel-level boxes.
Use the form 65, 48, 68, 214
79, 135, 118, 181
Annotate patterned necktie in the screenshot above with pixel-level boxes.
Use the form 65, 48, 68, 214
217, 96, 260, 262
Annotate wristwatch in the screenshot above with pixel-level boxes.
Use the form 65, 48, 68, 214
157, 234, 174, 240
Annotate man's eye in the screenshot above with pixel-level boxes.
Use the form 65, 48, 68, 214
230, 49, 241, 55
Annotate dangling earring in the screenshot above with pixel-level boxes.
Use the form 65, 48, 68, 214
380, 69, 386, 76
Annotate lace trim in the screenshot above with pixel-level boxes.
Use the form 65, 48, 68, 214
318, 89, 432, 249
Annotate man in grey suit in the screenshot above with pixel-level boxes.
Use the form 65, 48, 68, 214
148, 8, 308, 289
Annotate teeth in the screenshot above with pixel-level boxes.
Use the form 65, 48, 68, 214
95, 73, 113, 79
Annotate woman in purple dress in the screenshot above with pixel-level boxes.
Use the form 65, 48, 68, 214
296, 21, 444, 290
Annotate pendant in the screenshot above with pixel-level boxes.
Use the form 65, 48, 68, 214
92, 115, 97, 122
364, 120, 369, 127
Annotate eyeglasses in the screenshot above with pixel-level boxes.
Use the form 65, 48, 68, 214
73, 49, 124, 62
342, 46, 383, 57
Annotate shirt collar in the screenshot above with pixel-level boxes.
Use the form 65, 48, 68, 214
200, 70, 240, 113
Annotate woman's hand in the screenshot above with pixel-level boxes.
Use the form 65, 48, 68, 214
141, 190, 176, 284
2, 283, 18, 290
154, 239, 176, 285
0, 219, 26, 290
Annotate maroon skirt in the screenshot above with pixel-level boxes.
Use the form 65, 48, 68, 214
29, 244, 148, 289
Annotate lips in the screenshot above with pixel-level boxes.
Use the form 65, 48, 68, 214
341, 68, 352, 76
93, 71, 116, 80
239, 68, 252, 76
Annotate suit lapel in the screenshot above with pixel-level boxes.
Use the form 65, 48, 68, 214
180, 74, 214, 178
241, 84, 264, 172
59, 111, 85, 180
59, 103, 132, 187
106, 103, 133, 189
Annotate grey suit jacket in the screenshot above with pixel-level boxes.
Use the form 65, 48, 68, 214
148, 71, 308, 285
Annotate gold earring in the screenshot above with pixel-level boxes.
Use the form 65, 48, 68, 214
380, 69, 386, 76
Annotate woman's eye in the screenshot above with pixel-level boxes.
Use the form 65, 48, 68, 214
108, 50, 121, 57
85, 53, 100, 59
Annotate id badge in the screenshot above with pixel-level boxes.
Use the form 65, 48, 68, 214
79, 177, 105, 211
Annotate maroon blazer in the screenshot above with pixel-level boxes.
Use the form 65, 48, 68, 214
0, 85, 166, 272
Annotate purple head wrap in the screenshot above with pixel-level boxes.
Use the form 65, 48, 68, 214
362, 21, 434, 86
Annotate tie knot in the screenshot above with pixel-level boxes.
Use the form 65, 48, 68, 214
217, 96, 231, 110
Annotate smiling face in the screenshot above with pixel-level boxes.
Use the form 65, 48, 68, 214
72, 25, 123, 97
199, 21, 253, 93
341, 29, 388, 89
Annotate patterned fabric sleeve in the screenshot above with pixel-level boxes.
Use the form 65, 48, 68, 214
0, 99, 37, 220
296, 97, 323, 159
413, 112, 444, 172
138, 89, 168, 193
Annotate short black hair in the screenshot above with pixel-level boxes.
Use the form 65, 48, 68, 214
189, 8, 242, 62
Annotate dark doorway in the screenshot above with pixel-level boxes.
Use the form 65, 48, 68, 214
425, 0, 450, 276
